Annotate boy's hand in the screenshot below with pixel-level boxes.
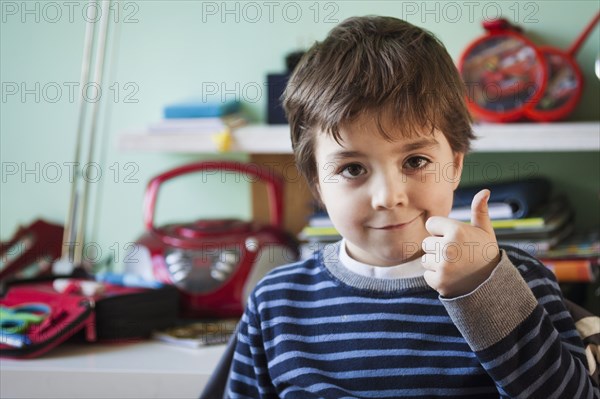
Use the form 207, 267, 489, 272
421, 189, 501, 298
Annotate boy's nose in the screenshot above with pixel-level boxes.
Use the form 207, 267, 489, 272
370, 175, 407, 210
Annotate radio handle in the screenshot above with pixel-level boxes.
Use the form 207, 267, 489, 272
143, 161, 284, 237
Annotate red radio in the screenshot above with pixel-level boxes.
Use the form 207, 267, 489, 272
125, 161, 299, 318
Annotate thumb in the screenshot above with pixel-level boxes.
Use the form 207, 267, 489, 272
471, 189, 494, 234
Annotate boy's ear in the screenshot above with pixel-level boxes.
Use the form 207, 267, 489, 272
452, 152, 465, 190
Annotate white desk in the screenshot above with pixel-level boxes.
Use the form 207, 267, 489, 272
0, 340, 227, 398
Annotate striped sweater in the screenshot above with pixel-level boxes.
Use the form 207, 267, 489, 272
226, 242, 599, 398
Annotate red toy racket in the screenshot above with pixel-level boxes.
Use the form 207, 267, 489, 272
525, 13, 600, 122
459, 19, 547, 122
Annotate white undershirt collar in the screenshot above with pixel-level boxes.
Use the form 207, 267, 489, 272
339, 238, 425, 279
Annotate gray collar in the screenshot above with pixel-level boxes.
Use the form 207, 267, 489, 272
319, 241, 432, 293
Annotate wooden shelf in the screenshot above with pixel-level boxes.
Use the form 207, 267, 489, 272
118, 122, 599, 153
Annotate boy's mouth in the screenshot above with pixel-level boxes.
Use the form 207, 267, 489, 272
371, 213, 422, 230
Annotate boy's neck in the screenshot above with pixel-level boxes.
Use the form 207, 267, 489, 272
320, 241, 430, 293
339, 239, 425, 279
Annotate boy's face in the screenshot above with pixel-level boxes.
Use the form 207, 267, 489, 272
314, 114, 464, 266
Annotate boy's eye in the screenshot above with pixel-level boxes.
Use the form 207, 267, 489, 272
404, 156, 430, 170
340, 164, 366, 179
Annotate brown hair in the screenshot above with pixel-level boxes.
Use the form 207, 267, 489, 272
283, 15, 474, 197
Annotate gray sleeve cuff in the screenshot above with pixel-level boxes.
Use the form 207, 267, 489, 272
440, 249, 538, 351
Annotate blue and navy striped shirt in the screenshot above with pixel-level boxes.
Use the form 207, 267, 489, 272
227, 243, 599, 398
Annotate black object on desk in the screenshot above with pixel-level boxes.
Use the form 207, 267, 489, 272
267, 50, 305, 124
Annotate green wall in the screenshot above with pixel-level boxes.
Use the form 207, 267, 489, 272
1, 1, 599, 268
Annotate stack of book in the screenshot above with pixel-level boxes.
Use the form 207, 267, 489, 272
536, 230, 599, 283
450, 179, 576, 258
148, 99, 246, 134
298, 208, 341, 259
451, 195, 575, 256
450, 178, 552, 221
448, 178, 595, 282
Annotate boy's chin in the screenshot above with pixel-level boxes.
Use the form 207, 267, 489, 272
345, 235, 425, 266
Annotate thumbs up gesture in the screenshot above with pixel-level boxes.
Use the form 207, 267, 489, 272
421, 189, 501, 298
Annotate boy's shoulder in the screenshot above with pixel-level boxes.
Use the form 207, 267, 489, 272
251, 245, 337, 300
254, 252, 325, 288
266, 255, 318, 275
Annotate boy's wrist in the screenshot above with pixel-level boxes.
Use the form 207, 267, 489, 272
443, 253, 501, 298
440, 250, 537, 351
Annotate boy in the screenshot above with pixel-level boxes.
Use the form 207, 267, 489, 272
226, 16, 599, 398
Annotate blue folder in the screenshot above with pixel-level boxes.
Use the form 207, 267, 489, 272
453, 178, 552, 219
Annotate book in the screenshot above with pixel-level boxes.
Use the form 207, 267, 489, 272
299, 226, 341, 241
449, 202, 514, 221
307, 212, 334, 228
148, 113, 247, 134
307, 217, 335, 228
152, 319, 237, 348
540, 258, 599, 282
163, 99, 240, 119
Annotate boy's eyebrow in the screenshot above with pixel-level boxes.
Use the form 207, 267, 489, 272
327, 138, 440, 160
327, 150, 364, 161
